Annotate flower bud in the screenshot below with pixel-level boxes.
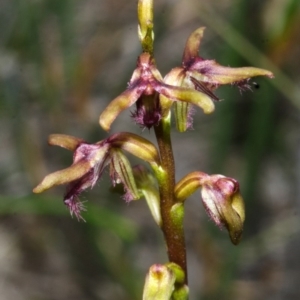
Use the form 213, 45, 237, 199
201, 175, 245, 245
138, 0, 154, 53
175, 172, 245, 244
165, 262, 185, 285
142, 264, 175, 300
171, 285, 189, 300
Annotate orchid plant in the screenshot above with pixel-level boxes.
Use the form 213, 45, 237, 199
33, 1, 273, 299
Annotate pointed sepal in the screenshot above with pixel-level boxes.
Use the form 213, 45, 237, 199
33, 142, 111, 193
189, 61, 274, 85
182, 27, 205, 67
33, 161, 92, 194
48, 134, 85, 151
99, 86, 144, 131
161, 67, 215, 115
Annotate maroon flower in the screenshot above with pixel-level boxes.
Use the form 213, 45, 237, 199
175, 171, 245, 244
164, 27, 274, 132
33, 135, 111, 220
201, 175, 245, 245
33, 132, 160, 220
99, 52, 215, 131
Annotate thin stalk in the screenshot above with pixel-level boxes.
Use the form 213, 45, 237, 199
154, 112, 188, 283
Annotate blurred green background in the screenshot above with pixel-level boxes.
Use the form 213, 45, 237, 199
1, 0, 300, 299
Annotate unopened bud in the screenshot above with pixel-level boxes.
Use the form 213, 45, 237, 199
138, 0, 154, 53
142, 264, 175, 300
201, 175, 245, 245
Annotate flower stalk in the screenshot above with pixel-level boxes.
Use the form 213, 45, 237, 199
154, 112, 188, 282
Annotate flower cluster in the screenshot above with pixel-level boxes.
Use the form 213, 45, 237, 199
33, 1, 275, 298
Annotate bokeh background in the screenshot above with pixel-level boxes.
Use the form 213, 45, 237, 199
1, 0, 300, 299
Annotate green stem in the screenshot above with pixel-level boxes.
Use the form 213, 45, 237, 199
154, 112, 188, 284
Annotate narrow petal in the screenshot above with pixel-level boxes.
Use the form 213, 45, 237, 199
99, 85, 145, 131
48, 134, 85, 151
190, 60, 274, 85
157, 83, 215, 114
182, 27, 206, 67
33, 161, 91, 193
